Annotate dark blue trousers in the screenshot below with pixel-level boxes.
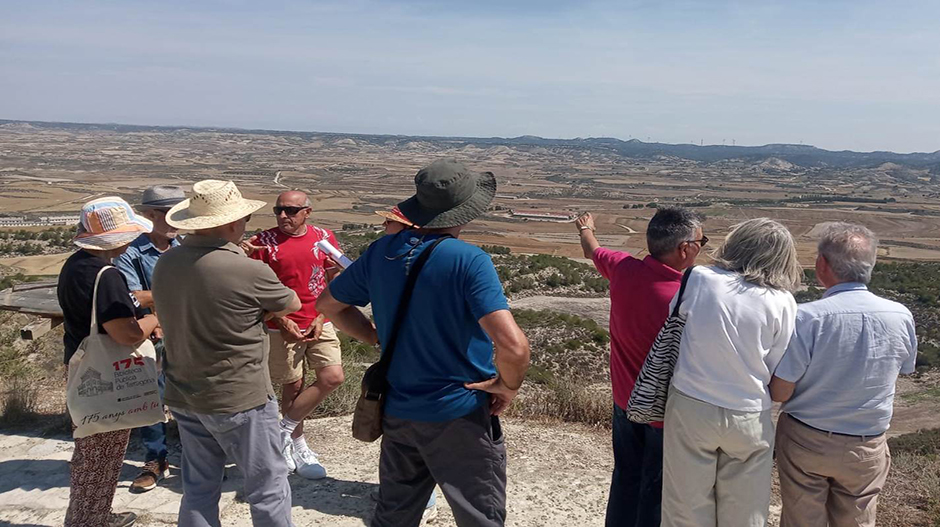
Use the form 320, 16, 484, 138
606, 404, 663, 527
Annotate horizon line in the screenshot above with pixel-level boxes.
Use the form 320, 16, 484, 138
2, 117, 938, 157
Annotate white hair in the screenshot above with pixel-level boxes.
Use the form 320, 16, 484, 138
818, 222, 878, 284
713, 218, 803, 292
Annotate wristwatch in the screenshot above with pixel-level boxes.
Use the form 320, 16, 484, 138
579, 225, 595, 232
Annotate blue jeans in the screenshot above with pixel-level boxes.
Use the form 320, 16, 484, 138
606, 403, 664, 527
138, 340, 167, 462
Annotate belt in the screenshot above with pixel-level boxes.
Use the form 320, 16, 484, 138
788, 414, 885, 441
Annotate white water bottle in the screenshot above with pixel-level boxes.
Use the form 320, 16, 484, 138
316, 239, 354, 269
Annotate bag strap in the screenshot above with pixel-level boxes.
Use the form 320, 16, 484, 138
670, 265, 696, 318
371, 235, 452, 391
89, 265, 114, 334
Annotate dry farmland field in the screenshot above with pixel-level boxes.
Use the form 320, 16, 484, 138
2, 120, 940, 268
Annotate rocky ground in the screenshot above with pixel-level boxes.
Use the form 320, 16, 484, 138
0, 416, 614, 526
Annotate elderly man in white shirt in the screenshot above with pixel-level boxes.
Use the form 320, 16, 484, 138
661, 218, 802, 527
771, 223, 917, 527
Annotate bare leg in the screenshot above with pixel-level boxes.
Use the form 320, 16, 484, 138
284, 365, 345, 430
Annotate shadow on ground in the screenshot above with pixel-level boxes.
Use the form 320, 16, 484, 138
289, 476, 377, 523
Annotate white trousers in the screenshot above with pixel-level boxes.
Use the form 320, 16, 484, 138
662, 388, 775, 527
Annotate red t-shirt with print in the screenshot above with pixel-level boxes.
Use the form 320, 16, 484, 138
250, 225, 339, 331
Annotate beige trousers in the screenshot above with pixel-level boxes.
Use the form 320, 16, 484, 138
776, 413, 890, 527
662, 389, 775, 527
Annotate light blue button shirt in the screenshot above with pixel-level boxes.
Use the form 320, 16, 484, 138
114, 233, 181, 291
775, 282, 917, 435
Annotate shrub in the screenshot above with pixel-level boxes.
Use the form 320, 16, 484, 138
481, 245, 511, 255
0, 371, 41, 426
507, 379, 612, 428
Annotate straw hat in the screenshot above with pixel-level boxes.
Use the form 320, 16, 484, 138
73, 197, 153, 251
374, 206, 416, 228
396, 159, 496, 229
166, 180, 266, 230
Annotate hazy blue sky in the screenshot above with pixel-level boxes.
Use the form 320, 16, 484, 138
2, 1, 938, 152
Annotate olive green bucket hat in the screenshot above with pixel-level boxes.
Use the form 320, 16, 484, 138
396, 159, 496, 229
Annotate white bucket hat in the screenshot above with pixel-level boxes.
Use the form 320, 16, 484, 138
166, 180, 266, 230
73, 197, 153, 251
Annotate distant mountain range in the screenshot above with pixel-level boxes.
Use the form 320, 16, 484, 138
3, 119, 939, 170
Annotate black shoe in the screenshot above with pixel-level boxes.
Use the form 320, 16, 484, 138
107, 511, 137, 527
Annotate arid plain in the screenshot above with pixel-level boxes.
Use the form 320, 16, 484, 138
2, 121, 940, 276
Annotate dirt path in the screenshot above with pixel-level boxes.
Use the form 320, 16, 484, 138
0, 416, 614, 526
510, 296, 611, 329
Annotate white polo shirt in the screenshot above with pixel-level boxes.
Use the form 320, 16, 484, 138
671, 266, 797, 412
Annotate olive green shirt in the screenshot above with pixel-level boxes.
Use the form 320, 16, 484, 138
153, 235, 295, 414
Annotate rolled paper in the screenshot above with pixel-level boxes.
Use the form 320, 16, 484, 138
316, 239, 354, 269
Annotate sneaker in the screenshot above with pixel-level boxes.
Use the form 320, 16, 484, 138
107, 511, 138, 527
280, 433, 296, 473
420, 492, 438, 526
130, 459, 168, 493
292, 446, 327, 480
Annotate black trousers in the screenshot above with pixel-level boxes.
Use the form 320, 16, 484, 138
371, 404, 507, 527
607, 403, 664, 527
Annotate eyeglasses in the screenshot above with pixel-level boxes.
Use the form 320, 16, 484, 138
686, 235, 709, 247
273, 206, 309, 216
244, 214, 252, 222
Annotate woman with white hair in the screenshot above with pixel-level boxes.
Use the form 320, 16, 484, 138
661, 218, 802, 527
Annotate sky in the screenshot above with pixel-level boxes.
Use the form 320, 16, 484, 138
1, 0, 939, 153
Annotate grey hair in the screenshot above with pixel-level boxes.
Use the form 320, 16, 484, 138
646, 206, 706, 258
817, 222, 878, 284
304, 197, 311, 208
713, 218, 802, 292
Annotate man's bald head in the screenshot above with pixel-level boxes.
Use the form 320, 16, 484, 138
274, 190, 313, 235
277, 190, 311, 208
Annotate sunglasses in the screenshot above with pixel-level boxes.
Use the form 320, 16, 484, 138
686, 235, 709, 247
273, 206, 309, 216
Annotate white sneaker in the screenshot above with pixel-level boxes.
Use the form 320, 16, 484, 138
280, 433, 296, 473
292, 446, 327, 480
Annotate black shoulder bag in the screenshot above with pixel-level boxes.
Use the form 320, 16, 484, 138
352, 235, 451, 442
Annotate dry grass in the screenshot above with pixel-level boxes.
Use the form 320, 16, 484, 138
0, 372, 41, 426
507, 380, 613, 429
878, 428, 940, 526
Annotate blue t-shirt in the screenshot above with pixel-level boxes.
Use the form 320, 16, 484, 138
329, 232, 509, 422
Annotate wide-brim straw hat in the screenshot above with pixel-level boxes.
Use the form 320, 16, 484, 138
166, 180, 266, 230
374, 206, 416, 228
397, 158, 496, 229
73, 197, 153, 251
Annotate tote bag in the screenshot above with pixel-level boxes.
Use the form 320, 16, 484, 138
626, 266, 694, 424
66, 266, 165, 438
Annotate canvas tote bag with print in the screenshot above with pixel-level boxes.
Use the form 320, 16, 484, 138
67, 266, 165, 438
626, 266, 695, 424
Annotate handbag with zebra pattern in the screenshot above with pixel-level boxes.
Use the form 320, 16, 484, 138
626, 266, 695, 424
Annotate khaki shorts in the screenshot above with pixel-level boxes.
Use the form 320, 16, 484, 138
268, 322, 343, 385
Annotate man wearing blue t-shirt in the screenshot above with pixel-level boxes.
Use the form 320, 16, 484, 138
318, 159, 531, 527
